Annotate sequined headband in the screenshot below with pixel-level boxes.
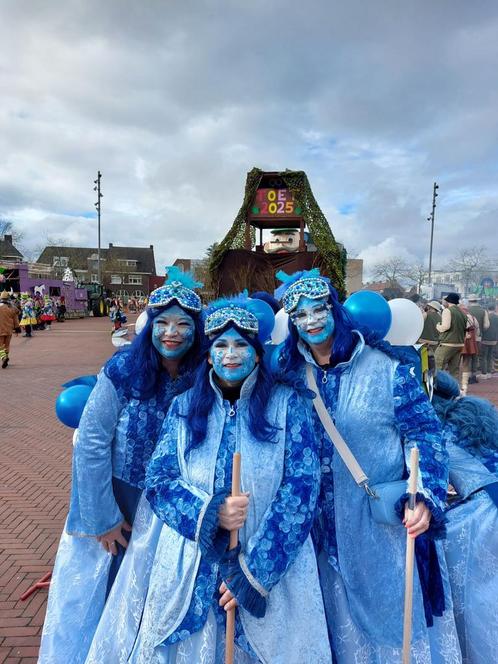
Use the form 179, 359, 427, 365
281, 277, 330, 313
148, 281, 202, 313
205, 304, 259, 337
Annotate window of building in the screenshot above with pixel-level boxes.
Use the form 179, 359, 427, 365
53, 256, 69, 267
91, 274, 99, 283
110, 275, 122, 284
128, 275, 142, 285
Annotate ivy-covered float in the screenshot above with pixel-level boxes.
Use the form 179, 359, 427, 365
209, 168, 347, 299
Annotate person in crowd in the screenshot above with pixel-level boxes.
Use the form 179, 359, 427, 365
40, 295, 57, 329
39, 269, 205, 664
435, 292, 467, 379
109, 298, 127, 331
0, 290, 20, 368
19, 293, 37, 338
56, 296, 66, 322
480, 303, 498, 378
458, 302, 479, 396
85, 294, 331, 664
273, 269, 460, 663
418, 299, 442, 370
432, 371, 498, 663
467, 294, 490, 383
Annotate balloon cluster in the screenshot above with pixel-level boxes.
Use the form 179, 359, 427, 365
343, 292, 424, 346
55, 375, 97, 429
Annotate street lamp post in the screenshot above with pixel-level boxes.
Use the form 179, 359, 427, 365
93, 171, 103, 285
427, 181, 439, 288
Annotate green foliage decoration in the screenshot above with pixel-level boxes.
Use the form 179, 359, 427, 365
209, 167, 346, 298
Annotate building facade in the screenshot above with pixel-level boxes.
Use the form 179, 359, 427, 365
36, 243, 156, 301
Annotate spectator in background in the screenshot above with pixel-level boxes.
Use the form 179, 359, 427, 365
0, 290, 20, 368
467, 294, 490, 382
459, 302, 479, 396
418, 300, 442, 371
481, 303, 498, 378
435, 293, 467, 380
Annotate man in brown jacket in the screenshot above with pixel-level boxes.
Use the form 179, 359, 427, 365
0, 290, 21, 368
435, 292, 467, 379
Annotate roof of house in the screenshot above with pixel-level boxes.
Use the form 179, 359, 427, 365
36, 246, 99, 270
36, 243, 156, 274
363, 280, 403, 293
0, 234, 23, 260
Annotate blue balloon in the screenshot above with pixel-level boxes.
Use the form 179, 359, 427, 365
343, 290, 392, 339
247, 297, 276, 343
55, 384, 93, 429
61, 374, 98, 389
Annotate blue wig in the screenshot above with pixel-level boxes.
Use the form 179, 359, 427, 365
432, 392, 498, 460
181, 324, 279, 452
104, 303, 205, 399
278, 282, 357, 373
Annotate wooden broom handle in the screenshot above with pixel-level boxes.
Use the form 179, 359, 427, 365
402, 447, 419, 664
225, 452, 241, 664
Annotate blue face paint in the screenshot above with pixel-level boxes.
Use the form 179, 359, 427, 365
209, 328, 257, 386
290, 295, 334, 346
151, 305, 195, 360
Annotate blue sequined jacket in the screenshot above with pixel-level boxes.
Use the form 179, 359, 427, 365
66, 353, 190, 537
138, 368, 331, 662
296, 332, 449, 645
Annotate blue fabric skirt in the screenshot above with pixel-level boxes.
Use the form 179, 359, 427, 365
129, 609, 259, 664
39, 479, 141, 664
318, 551, 462, 664
444, 489, 498, 663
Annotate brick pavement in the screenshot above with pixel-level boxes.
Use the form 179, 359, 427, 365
0, 323, 497, 663
0, 316, 122, 664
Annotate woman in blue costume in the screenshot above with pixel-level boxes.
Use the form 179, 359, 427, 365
39, 269, 204, 664
85, 295, 332, 664
274, 269, 462, 664
432, 372, 498, 664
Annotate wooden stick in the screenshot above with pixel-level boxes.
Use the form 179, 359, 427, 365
402, 447, 420, 664
225, 452, 241, 664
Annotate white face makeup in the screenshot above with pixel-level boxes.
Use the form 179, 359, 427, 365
290, 295, 335, 346
151, 304, 195, 360
209, 327, 257, 387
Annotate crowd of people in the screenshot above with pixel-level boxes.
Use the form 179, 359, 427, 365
34, 268, 497, 664
0, 291, 67, 368
418, 292, 498, 395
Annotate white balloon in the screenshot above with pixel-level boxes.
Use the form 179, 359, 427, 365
135, 310, 148, 335
384, 298, 424, 346
271, 308, 290, 344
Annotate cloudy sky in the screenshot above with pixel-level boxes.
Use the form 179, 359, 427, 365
1, 0, 497, 278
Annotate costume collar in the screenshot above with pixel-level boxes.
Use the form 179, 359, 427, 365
298, 330, 365, 371
208, 365, 259, 404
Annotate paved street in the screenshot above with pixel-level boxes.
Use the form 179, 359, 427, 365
0, 318, 497, 663
0, 316, 122, 664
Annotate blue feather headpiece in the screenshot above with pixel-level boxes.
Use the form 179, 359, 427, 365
205, 294, 259, 337
275, 269, 330, 313
148, 266, 203, 312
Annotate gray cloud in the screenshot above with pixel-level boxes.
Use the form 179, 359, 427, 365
1, 0, 497, 277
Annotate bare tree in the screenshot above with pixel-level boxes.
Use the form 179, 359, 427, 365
0, 218, 24, 243
404, 263, 428, 294
371, 257, 409, 286
447, 246, 494, 294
